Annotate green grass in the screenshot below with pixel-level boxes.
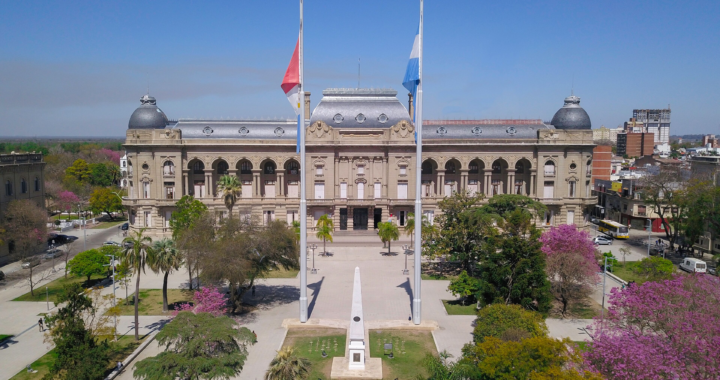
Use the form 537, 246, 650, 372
608, 261, 647, 284
265, 267, 300, 278
442, 299, 478, 315
548, 298, 604, 319
421, 273, 458, 281
10, 334, 145, 380
13, 274, 107, 303
116, 289, 194, 316
0, 334, 13, 343
574, 341, 592, 352
369, 330, 438, 380
281, 328, 346, 380
91, 218, 128, 229
51, 214, 82, 221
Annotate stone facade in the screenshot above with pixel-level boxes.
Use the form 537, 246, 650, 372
122, 89, 597, 238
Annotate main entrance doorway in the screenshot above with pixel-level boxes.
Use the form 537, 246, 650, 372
353, 208, 368, 230
374, 208, 382, 229
339, 208, 348, 230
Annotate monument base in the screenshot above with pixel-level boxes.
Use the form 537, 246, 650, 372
330, 357, 382, 379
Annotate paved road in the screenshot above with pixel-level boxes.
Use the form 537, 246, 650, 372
0, 225, 120, 380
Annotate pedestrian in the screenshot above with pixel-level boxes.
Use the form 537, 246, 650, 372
38, 318, 43, 332
252, 330, 257, 343
251, 285, 256, 297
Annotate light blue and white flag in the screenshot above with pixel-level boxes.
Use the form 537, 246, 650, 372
402, 26, 420, 122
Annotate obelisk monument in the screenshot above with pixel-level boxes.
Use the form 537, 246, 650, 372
348, 267, 365, 369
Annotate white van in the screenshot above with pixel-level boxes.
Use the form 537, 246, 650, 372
680, 258, 707, 274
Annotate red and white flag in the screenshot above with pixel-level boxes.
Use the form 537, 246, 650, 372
281, 39, 301, 115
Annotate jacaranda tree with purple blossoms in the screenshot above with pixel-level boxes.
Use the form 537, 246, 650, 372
584, 274, 720, 380
174, 286, 227, 317
540, 224, 600, 316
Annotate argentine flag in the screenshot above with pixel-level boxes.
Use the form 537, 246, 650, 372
402, 27, 420, 122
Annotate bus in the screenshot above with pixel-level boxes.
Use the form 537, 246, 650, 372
598, 220, 629, 239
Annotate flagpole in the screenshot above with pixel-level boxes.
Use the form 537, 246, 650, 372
412, 0, 423, 325
298, 0, 308, 323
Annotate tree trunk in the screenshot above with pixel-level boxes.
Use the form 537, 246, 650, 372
388, 241, 391, 255
187, 261, 194, 290
162, 271, 169, 312
323, 237, 326, 255
196, 265, 200, 288
29, 266, 35, 296
134, 269, 141, 340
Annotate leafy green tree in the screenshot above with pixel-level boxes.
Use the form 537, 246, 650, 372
292, 220, 301, 245
632, 256, 674, 282
134, 312, 255, 380
265, 346, 312, 380
405, 213, 434, 249
315, 214, 333, 255
378, 221, 400, 255
170, 196, 208, 290
64, 159, 91, 183
147, 238, 184, 312
448, 271, 481, 305
216, 175, 242, 216
89, 187, 122, 219
67, 248, 110, 283
473, 304, 547, 343
43, 284, 110, 380
121, 228, 152, 340
88, 162, 113, 187
3, 199, 48, 296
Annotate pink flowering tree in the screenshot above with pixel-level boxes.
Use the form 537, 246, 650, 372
57, 190, 80, 213
540, 224, 599, 316
173, 286, 227, 317
97, 148, 121, 165
584, 274, 720, 380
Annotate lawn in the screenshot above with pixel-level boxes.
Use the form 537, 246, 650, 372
13, 274, 107, 303
265, 267, 300, 278
0, 334, 13, 343
91, 218, 128, 229
607, 261, 647, 284
369, 330, 438, 380
574, 341, 592, 352
10, 334, 145, 380
442, 299, 478, 315
116, 289, 194, 316
548, 298, 604, 319
281, 328, 347, 380
421, 273, 458, 281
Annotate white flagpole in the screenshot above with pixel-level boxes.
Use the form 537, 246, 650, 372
412, 0, 423, 325
299, 0, 308, 323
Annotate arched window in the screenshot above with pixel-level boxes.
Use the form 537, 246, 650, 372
240, 161, 252, 174
34, 177, 39, 192
163, 161, 175, 175
287, 161, 299, 175
469, 162, 479, 174
5, 180, 12, 196
217, 161, 229, 175
586, 160, 592, 175
422, 161, 433, 175
193, 161, 204, 174
264, 162, 276, 174
445, 162, 456, 174
21, 179, 27, 194
492, 162, 502, 174
515, 162, 525, 174
544, 160, 556, 176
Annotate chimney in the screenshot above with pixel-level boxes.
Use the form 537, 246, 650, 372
408, 93, 414, 118
304, 92, 311, 120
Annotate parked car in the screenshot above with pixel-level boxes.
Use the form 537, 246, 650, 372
593, 236, 613, 245
121, 223, 129, 231
0, 271, 5, 281
679, 258, 707, 274
21, 257, 41, 269
43, 248, 63, 260
103, 241, 121, 247
590, 216, 600, 224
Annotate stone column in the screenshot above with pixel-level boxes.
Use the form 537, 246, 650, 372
252, 169, 261, 198
348, 207, 354, 230
205, 173, 212, 198
183, 170, 189, 196
484, 169, 493, 195
460, 170, 468, 192
507, 169, 516, 195
530, 170, 537, 197
276, 169, 285, 197
437, 170, 445, 197
382, 156, 389, 198
334, 157, 340, 198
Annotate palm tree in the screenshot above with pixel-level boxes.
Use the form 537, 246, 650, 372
216, 175, 242, 217
378, 221, 399, 255
292, 220, 301, 245
315, 214, 334, 255
265, 346, 311, 380
121, 228, 152, 340
147, 238, 184, 312
406, 213, 416, 248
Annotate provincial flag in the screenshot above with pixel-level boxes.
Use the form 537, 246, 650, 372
281, 39, 301, 115
402, 26, 420, 122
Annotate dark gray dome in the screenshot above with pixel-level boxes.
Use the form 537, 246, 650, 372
128, 94, 169, 129
550, 95, 591, 130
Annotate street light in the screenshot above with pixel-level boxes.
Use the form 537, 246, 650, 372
104, 253, 118, 341
77, 203, 87, 251
402, 244, 409, 275
50, 240, 56, 273
309, 244, 318, 274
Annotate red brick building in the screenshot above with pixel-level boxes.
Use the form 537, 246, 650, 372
591, 145, 612, 181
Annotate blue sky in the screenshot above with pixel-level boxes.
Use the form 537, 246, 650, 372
1, 0, 718, 137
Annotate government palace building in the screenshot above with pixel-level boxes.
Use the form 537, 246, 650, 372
122, 88, 595, 237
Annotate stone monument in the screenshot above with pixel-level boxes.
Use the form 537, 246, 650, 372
348, 267, 365, 370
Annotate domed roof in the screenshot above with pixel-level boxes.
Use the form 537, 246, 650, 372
550, 94, 591, 130
128, 94, 169, 129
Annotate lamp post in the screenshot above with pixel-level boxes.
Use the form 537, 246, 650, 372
601, 256, 607, 320
50, 241, 56, 273
104, 254, 117, 341
647, 219, 651, 258
402, 244, 409, 275
309, 244, 317, 274
78, 203, 86, 251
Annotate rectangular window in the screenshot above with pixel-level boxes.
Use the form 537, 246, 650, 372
242, 180, 253, 198
143, 182, 150, 199
638, 205, 647, 216
567, 210, 575, 225
374, 182, 381, 198
357, 166, 364, 174
264, 210, 275, 225
165, 211, 171, 228
544, 164, 555, 175
445, 182, 453, 196
491, 179, 500, 196
399, 166, 407, 175
129, 182, 134, 199
265, 180, 276, 198
397, 183, 408, 199
357, 182, 364, 199
543, 181, 554, 198
422, 181, 431, 197
423, 210, 434, 225
544, 211, 553, 226
315, 182, 325, 199
287, 210, 298, 224
165, 182, 175, 199
144, 212, 151, 227
287, 181, 298, 198
316, 166, 323, 175
468, 179, 478, 195
399, 211, 406, 226
586, 181, 590, 197
34, 178, 40, 192
193, 181, 205, 198
515, 181, 523, 195
340, 182, 347, 199
569, 181, 576, 198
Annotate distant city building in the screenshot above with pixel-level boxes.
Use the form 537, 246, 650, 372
0, 153, 46, 265
593, 125, 623, 143
617, 132, 654, 157
702, 134, 718, 148
630, 108, 670, 145
119, 153, 128, 188
591, 145, 612, 181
